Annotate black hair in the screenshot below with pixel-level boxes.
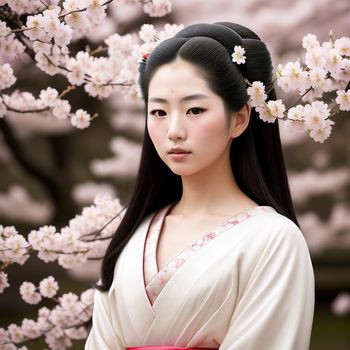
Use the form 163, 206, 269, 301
96, 22, 299, 292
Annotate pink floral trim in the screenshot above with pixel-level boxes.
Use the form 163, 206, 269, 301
143, 204, 275, 305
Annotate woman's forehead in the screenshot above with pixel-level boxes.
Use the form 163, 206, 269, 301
148, 62, 213, 100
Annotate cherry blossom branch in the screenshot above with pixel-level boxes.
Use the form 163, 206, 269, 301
58, 85, 77, 98
2, 99, 50, 114
79, 206, 126, 241
285, 86, 314, 112
59, 0, 115, 20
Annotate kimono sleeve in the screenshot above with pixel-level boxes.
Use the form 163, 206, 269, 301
219, 222, 315, 350
85, 286, 125, 350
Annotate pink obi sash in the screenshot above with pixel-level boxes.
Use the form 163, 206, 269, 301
128, 347, 217, 350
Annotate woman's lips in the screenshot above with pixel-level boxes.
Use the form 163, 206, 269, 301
168, 149, 191, 161
168, 147, 190, 154
169, 153, 190, 160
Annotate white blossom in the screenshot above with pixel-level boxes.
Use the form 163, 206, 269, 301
52, 99, 71, 119
327, 48, 344, 75
0, 34, 25, 63
0, 226, 18, 238
334, 37, 350, 56
21, 319, 41, 339
143, 0, 172, 17
28, 225, 59, 263
71, 109, 91, 129
65, 326, 88, 340
19, 282, 42, 305
59, 292, 79, 309
39, 276, 59, 298
42, 8, 61, 38
0, 63, 16, 91
0, 327, 10, 344
64, 9, 89, 30
54, 23, 73, 47
24, 14, 46, 41
304, 101, 330, 130
266, 99, 286, 119
66, 58, 86, 85
105, 33, 136, 58
277, 61, 309, 92
139, 24, 157, 43
305, 46, 327, 70
39, 87, 59, 107
302, 33, 319, 51
7, 323, 24, 343
286, 105, 307, 133
309, 118, 334, 143
247, 81, 267, 107
35, 51, 61, 76
80, 288, 94, 305
3, 234, 30, 265
309, 68, 327, 89
332, 58, 350, 82
255, 105, 276, 123
156, 23, 184, 42
231, 45, 246, 65
335, 89, 350, 111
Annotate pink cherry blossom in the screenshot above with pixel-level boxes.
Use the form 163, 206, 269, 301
0, 63, 16, 91
143, 0, 172, 17
335, 90, 350, 111
71, 109, 91, 129
247, 81, 267, 107
19, 282, 42, 305
39, 276, 59, 298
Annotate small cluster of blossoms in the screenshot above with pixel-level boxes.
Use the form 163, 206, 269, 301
0, 277, 95, 349
0, 194, 124, 295
243, 34, 350, 143
0, 83, 93, 129
20, 276, 59, 305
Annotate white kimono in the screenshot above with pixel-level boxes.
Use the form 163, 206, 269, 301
85, 204, 315, 350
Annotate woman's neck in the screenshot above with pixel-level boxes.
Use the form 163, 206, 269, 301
175, 154, 257, 216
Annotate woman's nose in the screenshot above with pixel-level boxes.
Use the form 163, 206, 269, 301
167, 115, 187, 141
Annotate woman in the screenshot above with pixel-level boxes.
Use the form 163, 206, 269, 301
85, 22, 315, 350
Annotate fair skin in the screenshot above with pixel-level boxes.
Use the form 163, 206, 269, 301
147, 59, 258, 271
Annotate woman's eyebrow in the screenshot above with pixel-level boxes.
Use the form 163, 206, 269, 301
148, 93, 210, 104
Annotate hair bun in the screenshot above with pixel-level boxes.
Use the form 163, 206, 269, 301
215, 22, 273, 86
175, 23, 243, 55
242, 38, 273, 86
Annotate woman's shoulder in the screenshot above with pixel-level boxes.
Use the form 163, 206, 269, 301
246, 206, 309, 252
239, 206, 306, 249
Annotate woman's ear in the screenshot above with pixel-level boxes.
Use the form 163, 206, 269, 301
229, 103, 251, 138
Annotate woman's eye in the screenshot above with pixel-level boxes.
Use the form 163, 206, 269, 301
149, 108, 205, 118
150, 110, 166, 118
188, 107, 205, 115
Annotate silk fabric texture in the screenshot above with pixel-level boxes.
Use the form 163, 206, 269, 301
85, 204, 315, 350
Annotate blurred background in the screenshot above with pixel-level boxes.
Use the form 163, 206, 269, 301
0, 0, 349, 349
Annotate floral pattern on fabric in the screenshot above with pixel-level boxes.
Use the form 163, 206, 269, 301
143, 204, 276, 305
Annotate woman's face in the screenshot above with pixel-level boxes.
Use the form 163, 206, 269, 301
147, 59, 237, 177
